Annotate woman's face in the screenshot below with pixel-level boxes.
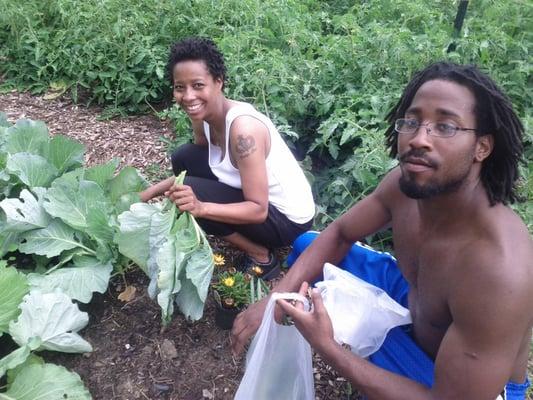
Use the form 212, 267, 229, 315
172, 60, 223, 121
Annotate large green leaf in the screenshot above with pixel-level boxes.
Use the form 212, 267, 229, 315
0, 188, 50, 233
107, 166, 148, 203
44, 179, 108, 230
42, 135, 84, 173
0, 112, 9, 128
0, 339, 41, 378
9, 290, 92, 353
83, 158, 119, 189
4, 119, 49, 155
0, 363, 91, 400
185, 239, 215, 303
0, 230, 21, 258
6, 354, 44, 385
27, 256, 112, 303
6, 153, 59, 188
0, 264, 29, 335
86, 207, 115, 243
154, 237, 179, 324
117, 202, 171, 273
174, 277, 205, 321
18, 219, 84, 258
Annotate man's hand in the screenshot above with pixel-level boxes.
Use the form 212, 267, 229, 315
231, 297, 268, 356
231, 282, 311, 356
277, 284, 336, 354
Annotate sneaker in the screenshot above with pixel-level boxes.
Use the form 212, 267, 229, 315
235, 252, 280, 280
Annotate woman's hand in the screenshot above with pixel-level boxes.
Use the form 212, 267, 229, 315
166, 184, 206, 217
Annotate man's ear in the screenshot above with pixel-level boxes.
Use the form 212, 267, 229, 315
475, 134, 494, 162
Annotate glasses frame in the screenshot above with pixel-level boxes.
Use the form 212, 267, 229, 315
394, 118, 477, 138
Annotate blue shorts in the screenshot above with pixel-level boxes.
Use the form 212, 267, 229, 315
287, 232, 530, 400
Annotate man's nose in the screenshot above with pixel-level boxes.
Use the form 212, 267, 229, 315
408, 123, 433, 148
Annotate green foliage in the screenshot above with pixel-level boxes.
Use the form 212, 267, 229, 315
0, 0, 531, 229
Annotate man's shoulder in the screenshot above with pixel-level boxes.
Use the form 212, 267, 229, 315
454, 206, 532, 298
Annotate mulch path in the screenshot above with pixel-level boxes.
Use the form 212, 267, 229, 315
0, 91, 360, 400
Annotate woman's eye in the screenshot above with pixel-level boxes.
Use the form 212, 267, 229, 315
193, 83, 204, 89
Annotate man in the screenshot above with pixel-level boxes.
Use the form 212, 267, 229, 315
231, 62, 532, 399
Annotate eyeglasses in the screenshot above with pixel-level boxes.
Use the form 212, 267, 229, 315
395, 118, 477, 138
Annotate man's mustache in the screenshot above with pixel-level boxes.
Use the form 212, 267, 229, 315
399, 149, 438, 168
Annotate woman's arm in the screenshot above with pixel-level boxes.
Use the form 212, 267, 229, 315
168, 115, 270, 224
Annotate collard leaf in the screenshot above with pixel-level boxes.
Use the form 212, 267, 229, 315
0, 264, 29, 335
0, 112, 9, 127
174, 278, 205, 321
117, 202, 171, 274
9, 290, 92, 353
6, 153, 59, 187
1, 363, 91, 400
0, 188, 50, 233
0, 343, 35, 378
107, 166, 148, 203
4, 119, 49, 155
155, 237, 179, 324
0, 230, 21, 258
42, 135, 84, 173
83, 158, 120, 189
185, 239, 215, 303
86, 207, 115, 243
19, 219, 82, 258
44, 179, 108, 230
27, 256, 112, 303
6, 354, 44, 385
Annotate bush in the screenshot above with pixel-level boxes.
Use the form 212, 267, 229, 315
1, 0, 530, 232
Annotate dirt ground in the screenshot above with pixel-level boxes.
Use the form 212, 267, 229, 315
0, 91, 359, 400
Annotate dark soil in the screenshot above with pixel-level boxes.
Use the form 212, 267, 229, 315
0, 91, 359, 400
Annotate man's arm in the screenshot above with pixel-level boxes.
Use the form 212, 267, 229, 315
231, 169, 400, 355
279, 251, 532, 399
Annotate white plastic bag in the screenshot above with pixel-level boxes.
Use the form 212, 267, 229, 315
316, 263, 412, 358
234, 293, 314, 400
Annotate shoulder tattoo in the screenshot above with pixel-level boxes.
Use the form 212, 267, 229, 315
236, 134, 257, 159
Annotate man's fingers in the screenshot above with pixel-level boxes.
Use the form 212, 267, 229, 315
310, 288, 326, 313
298, 281, 309, 297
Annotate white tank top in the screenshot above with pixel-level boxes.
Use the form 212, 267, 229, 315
203, 102, 315, 224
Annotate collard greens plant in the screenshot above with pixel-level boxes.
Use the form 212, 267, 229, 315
118, 171, 215, 324
0, 263, 91, 399
0, 113, 150, 398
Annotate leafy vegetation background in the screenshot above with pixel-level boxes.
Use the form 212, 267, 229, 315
1, 0, 531, 236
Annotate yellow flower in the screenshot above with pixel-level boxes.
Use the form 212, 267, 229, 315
223, 277, 235, 287
251, 266, 264, 276
213, 253, 226, 266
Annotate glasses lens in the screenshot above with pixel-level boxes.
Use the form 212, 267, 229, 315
396, 119, 417, 134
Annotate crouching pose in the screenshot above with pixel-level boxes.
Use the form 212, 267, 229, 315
232, 62, 532, 399
141, 37, 314, 279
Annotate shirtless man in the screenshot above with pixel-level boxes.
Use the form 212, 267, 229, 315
231, 62, 532, 399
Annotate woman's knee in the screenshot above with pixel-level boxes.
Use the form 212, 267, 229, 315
171, 143, 200, 175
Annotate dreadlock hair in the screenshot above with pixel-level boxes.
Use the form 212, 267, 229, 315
167, 37, 227, 89
384, 62, 524, 205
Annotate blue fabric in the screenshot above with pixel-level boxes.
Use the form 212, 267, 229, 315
287, 231, 531, 397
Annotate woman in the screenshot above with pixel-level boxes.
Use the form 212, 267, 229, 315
140, 37, 315, 280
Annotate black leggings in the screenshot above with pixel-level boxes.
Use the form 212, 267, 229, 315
171, 144, 313, 248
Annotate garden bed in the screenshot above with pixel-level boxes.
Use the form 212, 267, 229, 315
0, 91, 359, 400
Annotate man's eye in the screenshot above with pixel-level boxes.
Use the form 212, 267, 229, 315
436, 123, 456, 134
404, 119, 419, 129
